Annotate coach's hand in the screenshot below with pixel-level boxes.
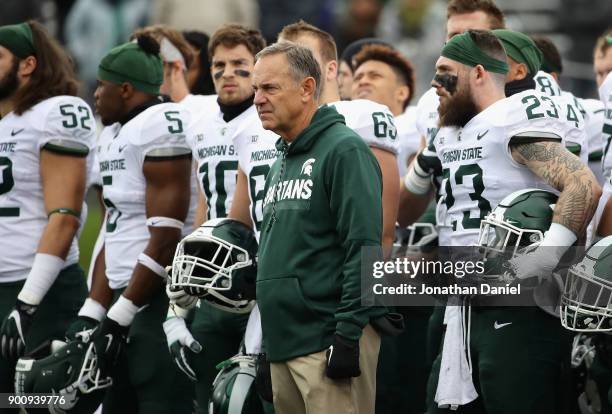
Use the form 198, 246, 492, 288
0, 299, 37, 359
325, 334, 361, 379
163, 316, 202, 381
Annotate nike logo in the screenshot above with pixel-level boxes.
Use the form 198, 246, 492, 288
104, 334, 113, 352
477, 130, 489, 140
493, 321, 512, 330
118, 144, 127, 153
327, 345, 334, 364
11, 129, 24, 136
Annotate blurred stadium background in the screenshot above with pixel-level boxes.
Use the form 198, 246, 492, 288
2, 0, 610, 273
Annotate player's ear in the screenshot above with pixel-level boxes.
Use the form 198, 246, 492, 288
18, 55, 37, 78
515, 63, 529, 81
326, 60, 338, 81
119, 82, 135, 99
473, 65, 487, 84
396, 85, 410, 106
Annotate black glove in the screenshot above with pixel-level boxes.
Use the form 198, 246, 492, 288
0, 299, 37, 359
325, 335, 361, 379
255, 353, 273, 402
91, 317, 128, 377
415, 147, 442, 177
65, 316, 99, 341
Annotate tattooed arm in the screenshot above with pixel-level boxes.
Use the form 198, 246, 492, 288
510, 139, 602, 236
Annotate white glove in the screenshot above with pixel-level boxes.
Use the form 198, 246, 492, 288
508, 223, 577, 281
508, 248, 559, 281
163, 317, 202, 381
166, 284, 198, 310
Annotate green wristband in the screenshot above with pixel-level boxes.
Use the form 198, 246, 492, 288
47, 208, 81, 219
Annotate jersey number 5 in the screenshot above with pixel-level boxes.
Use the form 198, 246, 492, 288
0, 157, 19, 217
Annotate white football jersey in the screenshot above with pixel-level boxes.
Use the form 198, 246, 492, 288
434, 90, 582, 246
571, 97, 605, 184
0, 96, 96, 282
534, 72, 588, 163
234, 111, 280, 237
329, 99, 399, 155
99, 102, 191, 289
395, 106, 421, 177
180, 94, 220, 229
180, 93, 218, 114
599, 72, 612, 180
187, 104, 250, 221
534, 71, 562, 97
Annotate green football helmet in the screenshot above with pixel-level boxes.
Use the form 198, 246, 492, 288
478, 188, 558, 258
561, 236, 612, 332
171, 218, 258, 314
14, 333, 112, 413
209, 354, 265, 414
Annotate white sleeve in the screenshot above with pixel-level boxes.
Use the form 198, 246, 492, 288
131, 105, 192, 158
40, 97, 96, 156
350, 102, 400, 155
505, 92, 568, 144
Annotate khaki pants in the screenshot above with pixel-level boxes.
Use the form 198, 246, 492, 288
271, 324, 381, 414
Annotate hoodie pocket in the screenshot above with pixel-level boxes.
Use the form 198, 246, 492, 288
257, 275, 329, 359
257, 275, 320, 322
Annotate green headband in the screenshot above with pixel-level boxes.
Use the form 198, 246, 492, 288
441, 31, 509, 74
493, 29, 543, 76
0, 23, 35, 59
98, 41, 163, 95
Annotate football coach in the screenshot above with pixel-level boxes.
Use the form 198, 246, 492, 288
253, 40, 386, 414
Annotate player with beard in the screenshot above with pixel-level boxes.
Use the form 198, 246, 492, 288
0, 21, 95, 407
398, 0, 506, 233
161, 24, 271, 413
278, 21, 399, 258
66, 35, 195, 413
404, 29, 601, 413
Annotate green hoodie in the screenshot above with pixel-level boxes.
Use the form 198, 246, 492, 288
257, 105, 385, 362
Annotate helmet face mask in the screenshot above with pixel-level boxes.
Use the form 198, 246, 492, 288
171, 218, 258, 314
478, 214, 544, 259
561, 236, 612, 332
476, 189, 558, 283
407, 222, 438, 252
15, 334, 112, 413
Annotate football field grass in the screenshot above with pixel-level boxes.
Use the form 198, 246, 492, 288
78, 191, 103, 274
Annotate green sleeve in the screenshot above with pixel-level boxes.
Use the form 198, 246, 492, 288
327, 144, 383, 341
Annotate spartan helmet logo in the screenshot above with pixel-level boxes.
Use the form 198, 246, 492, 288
301, 158, 316, 176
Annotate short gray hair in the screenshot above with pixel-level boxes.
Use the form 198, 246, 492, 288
256, 41, 322, 99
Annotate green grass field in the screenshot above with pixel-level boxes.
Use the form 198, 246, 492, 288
78, 190, 103, 274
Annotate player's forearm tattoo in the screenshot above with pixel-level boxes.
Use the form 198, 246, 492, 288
512, 141, 598, 235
